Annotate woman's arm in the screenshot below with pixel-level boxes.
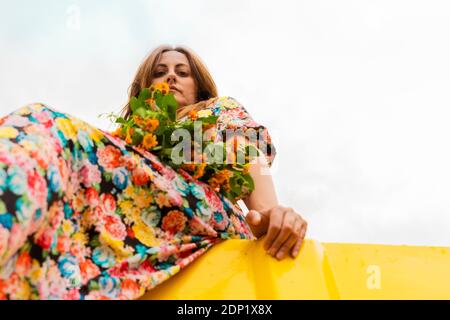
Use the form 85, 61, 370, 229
243, 151, 308, 260
211, 96, 307, 259
242, 154, 279, 215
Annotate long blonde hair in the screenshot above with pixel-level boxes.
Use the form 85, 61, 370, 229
121, 45, 218, 120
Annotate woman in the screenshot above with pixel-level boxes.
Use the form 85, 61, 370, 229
0, 45, 307, 299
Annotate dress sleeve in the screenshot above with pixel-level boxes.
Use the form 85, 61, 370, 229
209, 96, 277, 167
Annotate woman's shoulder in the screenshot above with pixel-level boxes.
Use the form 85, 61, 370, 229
209, 96, 263, 130
207, 96, 244, 111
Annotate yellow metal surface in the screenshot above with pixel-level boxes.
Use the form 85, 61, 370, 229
140, 238, 450, 300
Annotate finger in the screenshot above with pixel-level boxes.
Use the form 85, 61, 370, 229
246, 210, 261, 226
263, 207, 284, 251
267, 209, 296, 256
291, 222, 307, 258
275, 219, 302, 260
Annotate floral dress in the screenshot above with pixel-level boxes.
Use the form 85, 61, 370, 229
0, 96, 276, 300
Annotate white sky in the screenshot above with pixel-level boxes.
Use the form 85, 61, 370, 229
1, 0, 450, 246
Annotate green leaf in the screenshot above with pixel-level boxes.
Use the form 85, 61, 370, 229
167, 103, 176, 122
138, 88, 151, 103
165, 94, 178, 122
230, 181, 241, 196
135, 108, 146, 117
130, 97, 140, 113
200, 115, 219, 124
243, 173, 255, 191
132, 129, 143, 145
115, 117, 127, 124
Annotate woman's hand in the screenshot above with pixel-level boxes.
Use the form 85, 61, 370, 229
245, 205, 308, 260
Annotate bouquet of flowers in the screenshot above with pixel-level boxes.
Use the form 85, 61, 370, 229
103, 82, 259, 202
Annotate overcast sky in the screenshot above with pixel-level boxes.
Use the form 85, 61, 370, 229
1, 0, 450, 246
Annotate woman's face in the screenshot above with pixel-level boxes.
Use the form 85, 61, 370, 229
151, 50, 198, 107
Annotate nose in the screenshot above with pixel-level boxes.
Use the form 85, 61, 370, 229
166, 71, 176, 84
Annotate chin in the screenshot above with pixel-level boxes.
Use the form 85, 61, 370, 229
177, 100, 187, 107
172, 93, 184, 106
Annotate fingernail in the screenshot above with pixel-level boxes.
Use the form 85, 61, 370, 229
276, 252, 284, 260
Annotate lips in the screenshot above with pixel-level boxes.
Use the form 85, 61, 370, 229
169, 86, 179, 93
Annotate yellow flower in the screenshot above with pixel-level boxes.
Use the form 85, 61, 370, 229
62, 220, 74, 235
16, 279, 31, 299
30, 262, 43, 282
88, 128, 104, 143
99, 232, 131, 259
0, 127, 19, 139
197, 109, 212, 118
132, 221, 160, 247
118, 199, 139, 221
141, 133, 158, 150
80, 209, 95, 229
56, 118, 78, 140
73, 232, 88, 246
150, 82, 170, 95
123, 185, 136, 198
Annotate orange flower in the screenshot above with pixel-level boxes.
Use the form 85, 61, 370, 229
155, 192, 171, 208
193, 162, 207, 179
145, 98, 154, 105
120, 279, 140, 299
188, 109, 198, 121
125, 127, 134, 144
15, 252, 32, 276
161, 210, 187, 234
144, 118, 159, 132
80, 259, 100, 284
141, 133, 158, 150
218, 169, 233, 183
208, 177, 220, 190
111, 127, 123, 138
133, 115, 146, 128
181, 163, 196, 172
